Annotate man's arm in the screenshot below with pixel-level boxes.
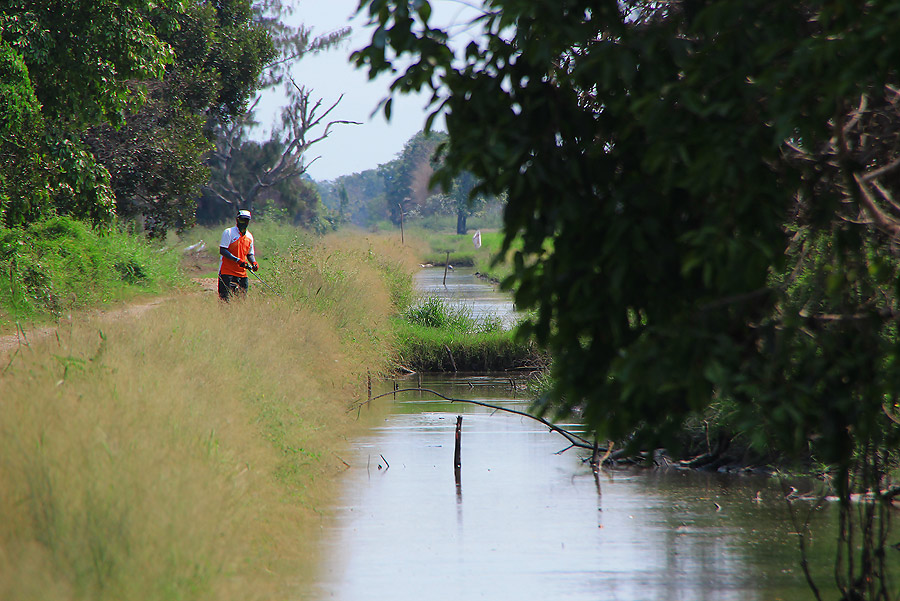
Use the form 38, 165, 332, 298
247, 252, 258, 271
220, 246, 247, 268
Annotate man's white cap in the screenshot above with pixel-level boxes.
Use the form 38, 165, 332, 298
237, 210, 252, 220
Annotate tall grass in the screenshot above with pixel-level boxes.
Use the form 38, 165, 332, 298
394, 296, 546, 372
403, 296, 502, 333
0, 231, 419, 600
266, 229, 423, 319
0, 217, 182, 329
181, 219, 315, 279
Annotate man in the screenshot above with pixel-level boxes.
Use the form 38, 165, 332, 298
218, 209, 258, 301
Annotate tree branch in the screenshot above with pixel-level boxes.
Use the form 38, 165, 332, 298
843, 94, 868, 137
209, 82, 360, 212
358, 387, 599, 452
854, 173, 900, 236
862, 156, 900, 182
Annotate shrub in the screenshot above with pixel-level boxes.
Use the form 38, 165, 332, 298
0, 216, 181, 327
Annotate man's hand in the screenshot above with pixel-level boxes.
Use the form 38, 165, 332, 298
239, 260, 249, 269
251, 262, 259, 272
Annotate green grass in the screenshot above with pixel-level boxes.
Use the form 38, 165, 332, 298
394, 296, 546, 371
407, 226, 510, 279
403, 296, 502, 332
404, 226, 538, 284
182, 219, 315, 278
0, 216, 183, 330
411, 227, 495, 266
0, 216, 375, 333
385, 228, 546, 371
395, 322, 545, 371
410, 210, 504, 233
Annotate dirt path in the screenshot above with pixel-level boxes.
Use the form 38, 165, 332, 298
0, 278, 218, 360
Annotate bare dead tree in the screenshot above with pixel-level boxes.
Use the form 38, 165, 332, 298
206, 97, 259, 212
206, 80, 360, 216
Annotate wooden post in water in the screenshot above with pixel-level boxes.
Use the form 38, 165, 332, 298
443, 252, 450, 286
591, 441, 601, 495
454, 415, 462, 491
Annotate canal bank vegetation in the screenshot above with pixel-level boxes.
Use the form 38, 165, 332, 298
0, 231, 418, 601
394, 296, 546, 372
411, 227, 502, 269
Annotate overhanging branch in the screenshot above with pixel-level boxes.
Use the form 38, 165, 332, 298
359, 387, 598, 451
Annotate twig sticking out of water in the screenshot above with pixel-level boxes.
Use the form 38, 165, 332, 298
454, 415, 462, 493
454, 416, 462, 470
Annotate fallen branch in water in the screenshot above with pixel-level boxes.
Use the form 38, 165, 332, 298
357, 387, 602, 454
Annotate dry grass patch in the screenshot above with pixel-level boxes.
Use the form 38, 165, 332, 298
0, 232, 419, 600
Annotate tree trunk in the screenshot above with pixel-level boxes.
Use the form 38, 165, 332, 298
456, 211, 467, 235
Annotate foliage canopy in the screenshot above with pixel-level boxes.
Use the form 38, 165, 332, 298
354, 2, 900, 596
354, 0, 900, 452
0, 0, 279, 236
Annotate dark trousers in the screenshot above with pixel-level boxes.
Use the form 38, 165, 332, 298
218, 273, 248, 301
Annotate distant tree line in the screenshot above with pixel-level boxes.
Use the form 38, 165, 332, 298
0, 0, 346, 238
317, 129, 502, 233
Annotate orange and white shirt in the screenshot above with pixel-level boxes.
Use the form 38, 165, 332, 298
218, 226, 255, 277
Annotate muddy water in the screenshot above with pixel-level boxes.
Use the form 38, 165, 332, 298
309, 269, 839, 600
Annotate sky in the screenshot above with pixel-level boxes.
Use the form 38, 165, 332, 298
253, 0, 482, 182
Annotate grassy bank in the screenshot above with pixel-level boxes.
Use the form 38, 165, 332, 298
0, 230, 420, 601
389, 229, 544, 372
0, 217, 183, 331
405, 226, 549, 285
394, 296, 546, 372
179, 220, 326, 280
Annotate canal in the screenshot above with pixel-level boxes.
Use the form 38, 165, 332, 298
308, 268, 843, 601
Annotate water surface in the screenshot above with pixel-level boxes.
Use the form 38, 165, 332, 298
313, 381, 840, 601
309, 269, 843, 601
414, 266, 519, 328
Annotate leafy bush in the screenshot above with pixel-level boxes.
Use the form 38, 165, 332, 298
0, 39, 48, 228
0, 216, 181, 326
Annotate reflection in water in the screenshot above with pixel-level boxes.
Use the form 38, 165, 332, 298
454, 414, 463, 501
310, 270, 837, 601
310, 376, 832, 601
415, 267, 520, 328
